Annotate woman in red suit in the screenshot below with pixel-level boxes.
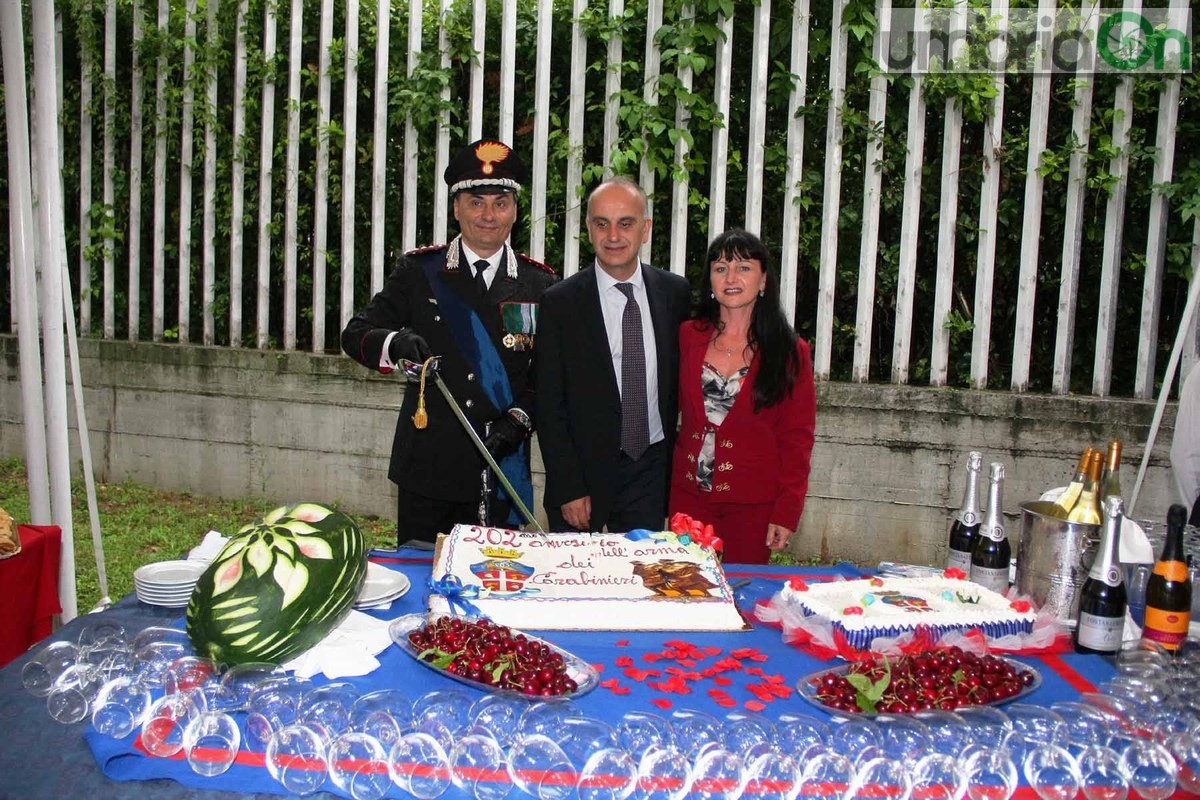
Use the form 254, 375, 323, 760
669, 230, 816, 564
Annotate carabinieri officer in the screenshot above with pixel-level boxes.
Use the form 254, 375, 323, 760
341, 140, 558, 546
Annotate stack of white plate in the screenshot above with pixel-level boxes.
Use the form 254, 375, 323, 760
134, 560, 207, 607
354, 562, 411, 610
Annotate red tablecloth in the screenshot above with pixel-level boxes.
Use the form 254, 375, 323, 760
0, 524, 62, 667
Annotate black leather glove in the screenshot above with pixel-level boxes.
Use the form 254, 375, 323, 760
484, 412, 529, 460
388, 328, 433, 364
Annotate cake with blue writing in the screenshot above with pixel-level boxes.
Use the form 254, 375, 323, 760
429, 522, 747, 631
779, 574, 1038, 651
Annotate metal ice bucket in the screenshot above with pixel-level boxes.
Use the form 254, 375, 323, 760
1015, 501, 1101, 627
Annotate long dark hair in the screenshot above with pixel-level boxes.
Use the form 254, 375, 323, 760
694, 230, 799, 411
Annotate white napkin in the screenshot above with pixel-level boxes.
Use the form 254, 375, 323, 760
280, 610, 394, 680
1036, 487, 1154, 563
188, 530, 229, 563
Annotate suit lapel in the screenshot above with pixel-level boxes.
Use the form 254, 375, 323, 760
642, 264, 676, 404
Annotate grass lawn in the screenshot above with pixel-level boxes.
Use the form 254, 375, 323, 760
0, 457, 396, 611
0, 457, 817, 612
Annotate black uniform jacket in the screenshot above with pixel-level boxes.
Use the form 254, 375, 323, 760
341, 241, 558, 503
535, 262, 692, 527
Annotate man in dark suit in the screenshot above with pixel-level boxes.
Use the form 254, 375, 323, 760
536, 177, 692, 532
341, 140, 557, 545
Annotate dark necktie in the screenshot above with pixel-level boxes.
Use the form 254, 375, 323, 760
473, 259, 489, 299
616, 282, 649, 460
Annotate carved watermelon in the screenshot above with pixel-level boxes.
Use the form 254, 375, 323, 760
186, 502, 367, 665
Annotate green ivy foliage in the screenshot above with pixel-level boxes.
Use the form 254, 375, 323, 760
0, 0, 1196, 396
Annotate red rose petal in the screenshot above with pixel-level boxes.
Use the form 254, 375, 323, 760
612, 685, 631, 695
616, 640, 630, 647
615, 656, 634, 667
744, 701, 767, 712
714, 675, 733, 686
704, 647, 722, 656
642, 653, 661, 662
600, 678, 620, 689
650, 698, 673, 710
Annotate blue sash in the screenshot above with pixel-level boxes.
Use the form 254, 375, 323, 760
419, 252, 533, 525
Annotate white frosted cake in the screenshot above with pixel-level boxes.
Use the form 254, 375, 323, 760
780, 575, 1037, 651
428, 524, 747, 632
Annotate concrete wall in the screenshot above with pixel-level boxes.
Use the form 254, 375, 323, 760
0, 336, 1180, 565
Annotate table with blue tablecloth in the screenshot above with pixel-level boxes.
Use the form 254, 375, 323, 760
0, 548, 1124, 800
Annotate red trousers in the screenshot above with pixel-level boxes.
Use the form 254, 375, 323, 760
669, 492, 775, 565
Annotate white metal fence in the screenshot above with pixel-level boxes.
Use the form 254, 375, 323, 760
5, 0, 1200, 396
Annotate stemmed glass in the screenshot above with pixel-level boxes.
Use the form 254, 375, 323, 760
267, 723, 329, 796
245, 676, 312, 751
1163, 733, 1200, 795
876, 714, 933, 761
913, 711, 970, 758
671, 709, 725, 754
829, 716, 883, 755
182, 710, 241, 777
742, 751, 798, 800
506, 734, 576, 800
775, 713, 829, 759
415, 689, 475, 736
689, 745, 745, 800
1076, 745, 1129, 800
21, 641, 80, 698
469, 694, 526, 748
299, 681, 360, 738
449, 731, 512, 800
636, 744, 693, 800
909, 752, 966, 800
960, 747, 1018, 800
91, 675, 153, 738
327, 731, 392, 800
389, 731, 452, 800
795, 747, 855, 800
724, 714, 779, 760
617, 711, 676, 753
849, 755, 911, 800
352, 689, 414, 751
141, 691, 205, 757
1021, 743, 1080, 800
577, 745, 638, 800
1117, 739, 1178, 800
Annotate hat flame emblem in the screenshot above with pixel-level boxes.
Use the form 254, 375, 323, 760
475, 141, 509, 176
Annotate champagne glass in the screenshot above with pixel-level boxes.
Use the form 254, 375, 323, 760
267, 723, 329, 796
91, 675, 153, 738
578, 747, 638, 800
21, 641, 79, 698
389, 731, 451, 800
506, 734, 576, 800
617, 711, 676, 753
352, 689, 414, 750
300, 681, 361, 737
1117, 739, 1177, 800
46, 662, 106, 724
849, 755, 911, 800
1076, 745, 1128, 800
796, 749, 855, 800
182, 710, 241, 777
829, 716, 883, 755
1163, 732, 1200, 795
163, 656, 222, 696
1021, 743, 1080, 800
327, 731, 391, 800
469, 694, 526, 748
961, 747, 1018, 800
415, 688, 475, 736
689, 746, 745, 800
141, 691, 204, 757
723, 714, 778, 759
245, 676, 312, 751
876, 714, 933, 761
913, 711, 970, 758
776, 713, 830, 759
957, 708, 1011, 749
671, 709, 724, 754
519, 700, 582, 738
742, 751, 798, 800
558, 716, 620, 768
637, 744, 693, 800
909, 752, 965, 800
449, 731, 511, 800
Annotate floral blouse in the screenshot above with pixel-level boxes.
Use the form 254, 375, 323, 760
696, 362, 749, 491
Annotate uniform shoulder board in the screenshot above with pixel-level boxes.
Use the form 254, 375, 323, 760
405, 243, 449, 257
516, 251, 556, 275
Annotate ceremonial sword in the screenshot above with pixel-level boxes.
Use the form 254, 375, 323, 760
401, 357, 544, 532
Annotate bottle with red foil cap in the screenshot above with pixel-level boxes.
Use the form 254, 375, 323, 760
1142, 504, 1192, 652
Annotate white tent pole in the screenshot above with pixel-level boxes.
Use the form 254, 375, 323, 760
61, 267, 109, 608
1129, 215, 1200, 518
31, 0, 78, 622
0, 0, 51, 524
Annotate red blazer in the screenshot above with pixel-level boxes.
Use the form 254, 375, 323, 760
670, 320, 817, 528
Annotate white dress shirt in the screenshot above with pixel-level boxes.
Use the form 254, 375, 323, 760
1171, 361, 1200, 510
594, 262, 664, 446
460, 242, 502, 291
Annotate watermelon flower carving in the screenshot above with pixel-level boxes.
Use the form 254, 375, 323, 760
212, 503, 336, 608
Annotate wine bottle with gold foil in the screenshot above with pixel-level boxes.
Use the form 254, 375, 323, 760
1066, 449, 1104, 525
1100, 440, 1123, 507
1142, 504, 1192, 652
947, 452, 983, 572
970, 463, 1010, 593
1074, 496, 1128, 655
1049, 448, 1093, 518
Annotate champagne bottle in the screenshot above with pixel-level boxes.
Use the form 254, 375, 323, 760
1049, 448, 1093, 518
1142, 504, 1193, 652
1066, 449, 1104, 525
1074, 495, 1128, 655
970, 462, 1011, 593
947, 452, 983, 572
1100, 439, 1123, 507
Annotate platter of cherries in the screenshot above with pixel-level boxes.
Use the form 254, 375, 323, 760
798, 646, 1041, 716
389, 613, 598, 698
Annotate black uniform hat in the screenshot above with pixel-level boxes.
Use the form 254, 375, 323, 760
444, 139, 527, 195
